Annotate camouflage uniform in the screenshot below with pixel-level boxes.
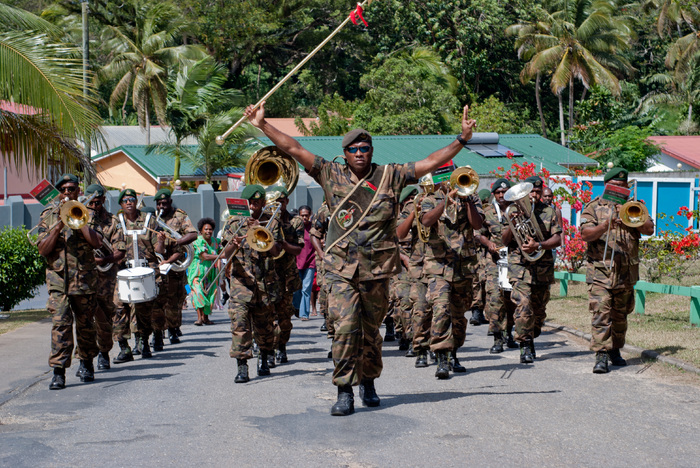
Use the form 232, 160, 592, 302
37, 207, 101, 369
470, 236, 487, 312
506, 202, 561, 343
392, 200, 419, 343
113, 211, 162, 342
308, 156, 417, 387
273, 211, 304, 350
481, 203, 516, 335
418, 192, 483, 353
410, 195, 431, 354
580, 197, 641, 352
155, 208, 197, 332
91, 208, 126, 353
222, 213, 281, 359
310, 202, 331, 336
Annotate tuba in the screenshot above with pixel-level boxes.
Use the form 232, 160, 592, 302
503, 182, 546, 262
445, 166, 479, 223
245, 146, 299, 196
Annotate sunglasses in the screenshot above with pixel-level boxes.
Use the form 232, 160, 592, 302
346, 146, 371, 154
121, 197, 137, 203
60, 186, 77, 193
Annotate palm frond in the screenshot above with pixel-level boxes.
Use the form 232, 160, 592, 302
0, 3, 63, 39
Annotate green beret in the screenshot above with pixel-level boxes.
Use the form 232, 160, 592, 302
604, 166, 628, 183
491, 178, 511, 193
241, 184, 266, 201
85, 184, 105, 197
154, 188, 172, 201
118, 188, 137, 204
399, 186, 419, 204
342, 128, 372, 148
268, 185, 288, 197
478, 189, 491, 202
55, 173, 78, 189
524, 176, 543, 188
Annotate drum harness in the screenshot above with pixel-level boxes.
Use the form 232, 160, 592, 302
118, 212, 152, 269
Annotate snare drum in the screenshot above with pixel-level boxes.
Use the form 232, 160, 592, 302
117, 267, 158, 303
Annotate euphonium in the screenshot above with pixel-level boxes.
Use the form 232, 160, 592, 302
503, 182, 546, 262
155, 210, 194, 272
94, 238, 115, 273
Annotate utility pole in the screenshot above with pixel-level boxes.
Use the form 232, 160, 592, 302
82, 0, 92, 185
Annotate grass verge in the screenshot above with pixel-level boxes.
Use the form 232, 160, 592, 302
547, 280, 700, 369
0, 309, 50, 336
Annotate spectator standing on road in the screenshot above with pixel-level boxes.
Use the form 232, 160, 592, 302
187, 218, 220, 326
293, 205, 316, 321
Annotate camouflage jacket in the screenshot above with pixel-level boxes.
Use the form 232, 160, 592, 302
398, 199, 425, 280
222, 212, 282, 305
420, 191, 483, 282
480, 202, 509, 276
580, 196, 641, 288
160, 208, 197, 277
36, 206, 103, 295
117, 211, 162, 270
310, 202, 330, 274
506, 201, 561, 284
307, 156, 417, 281
91, 208, 126, 289
275, 210, 303, 293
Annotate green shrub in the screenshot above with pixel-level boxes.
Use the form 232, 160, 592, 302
0, 227, 46, 311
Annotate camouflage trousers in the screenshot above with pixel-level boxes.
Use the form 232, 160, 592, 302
152, 273, 185, 331
511, 280, 550, 343
392, 276, 414, 341
450, 276, 473, 350
318, 265, 333, 338
411, 280, 430, 351
470, 264, 486, 311
588, 284, 634, 352
273, 291, 295, 348
228, 292, 275, 359
484, 273, 515, 335
327, 272, 389, 387
47, 291, 99, 369
418, 276, 472, 353
113, 282, 157, 341
94, 288, 116, 353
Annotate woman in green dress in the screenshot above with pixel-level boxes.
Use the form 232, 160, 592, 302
188, 217, 220, 325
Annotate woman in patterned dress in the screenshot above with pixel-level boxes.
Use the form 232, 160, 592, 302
187, 218, 220, 325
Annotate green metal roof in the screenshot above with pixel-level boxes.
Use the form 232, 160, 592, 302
259, 134, 595, 175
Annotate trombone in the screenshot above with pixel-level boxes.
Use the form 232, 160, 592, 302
26, 193, 97, 245
602, 180, 649, 269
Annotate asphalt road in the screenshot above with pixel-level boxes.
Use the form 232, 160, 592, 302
1, 307, 699, 468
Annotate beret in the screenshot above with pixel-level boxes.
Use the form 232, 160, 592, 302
604, 167, 628, 183
478, 189, 491, 202
524, 176, 543, 188
399, 186, 419, 204
491, 178, 511, 193
268, 185, 288, 197
342, 128, 372, 148
241, 184, 266, 201
55, 173, 78, 189
118, 188, 137, 204
154, 188, 172, 201
85, 184, 105, 197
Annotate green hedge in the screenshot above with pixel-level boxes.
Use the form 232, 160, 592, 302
0, 227, 46, 311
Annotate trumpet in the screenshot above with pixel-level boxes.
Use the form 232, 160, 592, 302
444, 166, 479, 223
503, 182, 546, 262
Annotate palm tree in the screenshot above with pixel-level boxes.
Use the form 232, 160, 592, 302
0, 3, 102, 177
100, 2, 206, 144
511, 0, 634, 145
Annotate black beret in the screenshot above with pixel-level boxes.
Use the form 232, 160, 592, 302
118, 188, 137, 204
342, 128, 372, 148
524, 176, 543, 188
55, 173, 78, 189
491, 178, 512, 193
604, 167, 628, 183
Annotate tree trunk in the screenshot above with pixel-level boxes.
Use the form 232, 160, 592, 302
145, 101, 150, 146
688, 103, 694, 135
174, 143, 181, 183
536, 73, 547, 138
558, 92, 566, 146
568, 77, 574, 141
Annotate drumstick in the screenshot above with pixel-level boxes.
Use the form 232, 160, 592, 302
145, 227, 178, 243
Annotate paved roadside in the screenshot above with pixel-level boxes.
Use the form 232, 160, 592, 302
0, 318, 51, 406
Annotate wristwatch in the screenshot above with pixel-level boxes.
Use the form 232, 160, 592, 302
537, 242, 543, 251
456, 134, 469, 147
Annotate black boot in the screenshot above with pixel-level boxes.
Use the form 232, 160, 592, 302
75, 360, 86, 377
320, 322, 328, 332
141, 336, 152, 358
398, 338, 409, 351
429, 350, 436, 364
234, 359, 250, 383
258, 351, 271, 376
132, 333, 143, 356
506, 328, 518, 349
330, 385, 355, 416
435, 351, 450, 379
153, 330, 165, 351
79, 359, 95, 383
276, 344, 288, 364
359, 378, 381, 407
405, 347, 416, 358
384, 316, 396, 342
593, 350, 610, 374
478, 309, 489, 324
97, 351, 110, 370
469, 309, 481, 326
608, 348, 627, 366
415, 350, 428, 368
530, 340, 537, 360
113, 339, 134, 364
168, 328, 180, 344
266, 351, 276, 369
49, 368, 66, 390
175, 327, 183, 337
520, 341, 534, 364
490, 333, 505, 354
449, 350, 467, 373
